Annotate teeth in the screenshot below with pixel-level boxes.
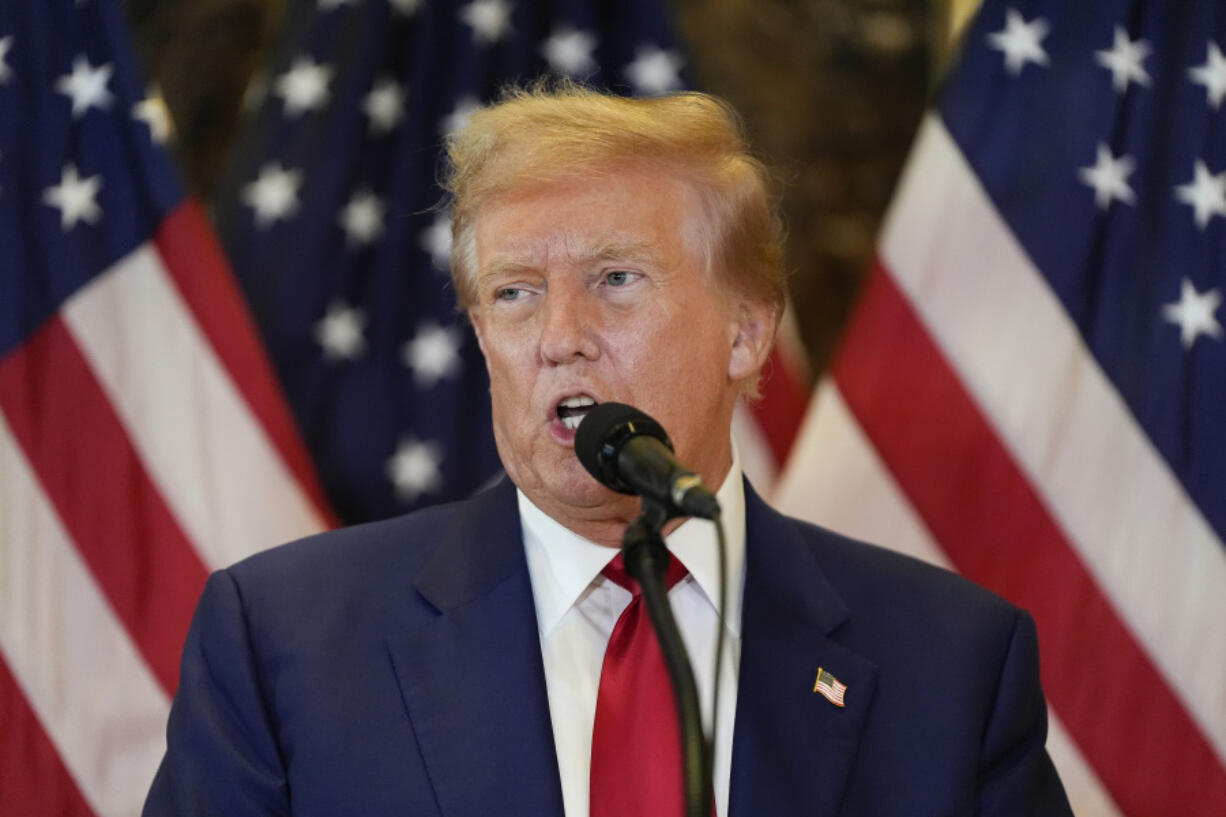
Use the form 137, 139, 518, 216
557, 395, 597, 432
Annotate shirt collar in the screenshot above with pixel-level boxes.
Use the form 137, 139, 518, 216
520, 443, 747, 638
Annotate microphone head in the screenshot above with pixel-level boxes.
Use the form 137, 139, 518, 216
574, 402, 673, 495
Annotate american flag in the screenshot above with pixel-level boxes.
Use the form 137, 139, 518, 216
0, 1, 330, 814
812, 667, 847, 707
1, 0, 808, 812
211, 0, 810, 525
777, 1, 1226, 815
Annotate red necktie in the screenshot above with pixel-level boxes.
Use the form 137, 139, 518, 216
590, 551, 692, 817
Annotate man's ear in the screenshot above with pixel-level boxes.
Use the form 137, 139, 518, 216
728, 296, 780, 382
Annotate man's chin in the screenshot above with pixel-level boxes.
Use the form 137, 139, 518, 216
528, 478, 640, 522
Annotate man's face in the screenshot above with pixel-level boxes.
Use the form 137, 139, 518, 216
467, 167, 770, 541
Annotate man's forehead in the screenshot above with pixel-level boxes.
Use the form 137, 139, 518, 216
478, 234, 667, 276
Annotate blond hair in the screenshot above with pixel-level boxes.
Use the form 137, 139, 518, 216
441, 80, 785, 311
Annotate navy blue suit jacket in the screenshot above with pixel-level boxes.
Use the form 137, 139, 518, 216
144, 478, 1072, 816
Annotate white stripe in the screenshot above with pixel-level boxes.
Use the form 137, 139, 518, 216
0, 412, 169, 817
878, 113, 1226, 765
62, 243, 327, 570
775, 298, 812, 384
773, 381, 1125, 817
1046, 714, 1126, 817
774, 380, 937, 565
732, 400, 778, 496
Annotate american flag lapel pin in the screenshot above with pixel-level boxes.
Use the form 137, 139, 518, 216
813, 667, 847, 707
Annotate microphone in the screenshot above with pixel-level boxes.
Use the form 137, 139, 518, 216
574, 402, 720, 520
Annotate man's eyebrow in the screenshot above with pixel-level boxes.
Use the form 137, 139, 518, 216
478, 259, 539, 283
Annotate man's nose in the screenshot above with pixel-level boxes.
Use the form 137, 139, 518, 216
539, 287, 600, 364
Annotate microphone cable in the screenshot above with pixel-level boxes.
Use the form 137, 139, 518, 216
706, 507, 728, 812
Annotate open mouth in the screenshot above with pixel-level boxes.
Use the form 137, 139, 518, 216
556, 395, 597, 431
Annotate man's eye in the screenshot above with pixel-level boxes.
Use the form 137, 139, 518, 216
494, 287, 524, 302
605, 270, 635, 287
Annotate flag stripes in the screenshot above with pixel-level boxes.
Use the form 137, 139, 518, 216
777, 108, 1226, 816
0, 315, 208, 694
64, 224, 328, 568
0, 238, 337, 812
1, 0, 335, 812
880, 116, 1226, 761
747, 346, 810, 469
776, 381, 1124, 817
0, 231, 334, 812
0, 413, 172, 817
0, 655, 95, 817
151, 203, 336, 527
835, 262, 1226, 816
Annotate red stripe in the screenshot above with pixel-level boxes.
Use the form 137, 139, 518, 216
0, 653, 97, 817
832, 262, 1226, 816
154, 201, 338, 528
749, 346, 809, 468
0, 316, 209, 694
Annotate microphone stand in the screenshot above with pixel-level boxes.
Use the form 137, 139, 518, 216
621, 499, 712, 817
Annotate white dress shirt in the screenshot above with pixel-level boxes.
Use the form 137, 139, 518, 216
520, 455, 747, 817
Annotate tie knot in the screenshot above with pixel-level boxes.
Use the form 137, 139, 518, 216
601, 550, 688, 595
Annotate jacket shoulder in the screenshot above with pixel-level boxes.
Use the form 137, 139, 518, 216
219, 479, 518, 625
232, 495, 459, 582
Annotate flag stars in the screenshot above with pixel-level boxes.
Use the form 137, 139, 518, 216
402, 323, 462, 388
56, 56, 114, 118
459, 0, 513, 45
1079, 144, 1136, 209
339, 189, 386, 246
421, 211, 452, 268
132, 88, 174, 143
0, 36, 13, 84
386, 436, 444, 503
441, 95, 482, 135
274, 57, 333, 117
987, 8, 1050, 76
542, 26, 598, 76
625, 46, 683, 96
363, 77, 406, 134
1095, 26, 1151, 93
1188, 41, 1226, 110
315, 301, 367, 360
242, 163, 303, 227
1174, 160, 1226, 230
1162, 279, 1223, 350
43, 164, 103, 231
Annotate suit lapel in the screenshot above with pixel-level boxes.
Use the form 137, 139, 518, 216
383, 479, 879, 816
386, 480, 566, 817
729, 484, 879, 816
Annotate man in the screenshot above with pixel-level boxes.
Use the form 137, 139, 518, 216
145, 83, 1072, 816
